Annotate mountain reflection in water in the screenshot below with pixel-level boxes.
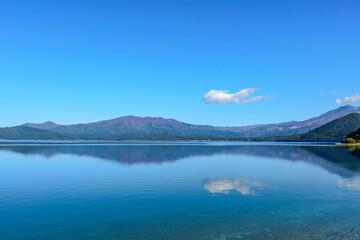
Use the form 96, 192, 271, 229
2, 143, 360, 240
0, 143, 360, 178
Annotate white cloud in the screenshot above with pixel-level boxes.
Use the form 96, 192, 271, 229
241, 94, 276, 104
336, 94, 360, 104
203, 178, 272, 196
202, 88, 275, 104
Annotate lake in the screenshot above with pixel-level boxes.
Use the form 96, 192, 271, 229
1, 142, 360, 239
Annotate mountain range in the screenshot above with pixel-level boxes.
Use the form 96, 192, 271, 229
21, 105, 360, 138
0, 105, 359, 141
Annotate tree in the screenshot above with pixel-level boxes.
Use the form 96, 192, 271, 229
345, 138, 357, 144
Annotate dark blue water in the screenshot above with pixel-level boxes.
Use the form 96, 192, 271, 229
1, 142, 360, 239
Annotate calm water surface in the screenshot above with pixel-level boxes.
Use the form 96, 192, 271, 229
1, 142, 360, 240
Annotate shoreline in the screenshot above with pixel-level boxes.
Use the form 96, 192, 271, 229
336, 143, 360, 146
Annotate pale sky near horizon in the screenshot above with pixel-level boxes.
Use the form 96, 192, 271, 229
0, 0, 359, 127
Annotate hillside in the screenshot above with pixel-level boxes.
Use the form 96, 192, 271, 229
0, 126, 75, 140
217, 105, 360, 137
22, 105, 360, 138
299, 113, 360, 142
251, 113, 360, 142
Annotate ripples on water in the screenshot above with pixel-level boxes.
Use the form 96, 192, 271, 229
1, 142, 360, 239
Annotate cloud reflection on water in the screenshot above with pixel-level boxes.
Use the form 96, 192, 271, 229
338, 179, 360, 191
203, 178, 272, 196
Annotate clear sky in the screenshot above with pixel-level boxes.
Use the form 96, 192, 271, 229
0, 0, 359, 127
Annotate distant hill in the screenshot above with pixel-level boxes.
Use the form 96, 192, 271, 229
24, 121, 60, 130
347, 127, 360, 141
22, 105, 360, 138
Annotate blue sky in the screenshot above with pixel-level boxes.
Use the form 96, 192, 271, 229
0, 0, 359, 127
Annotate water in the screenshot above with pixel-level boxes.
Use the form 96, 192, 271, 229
1, 142, 360, 240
